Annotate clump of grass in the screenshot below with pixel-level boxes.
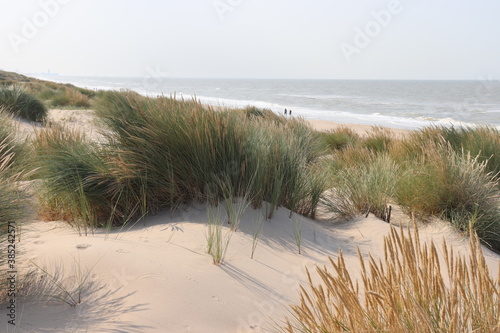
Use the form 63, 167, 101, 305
0, 143, 28, 304
32, 124, 145, 233
24, 80, 95, 109
0, 85, 47, 122
396, 125, 500, 177
34, 92, 325, 233
395, 141, 500, 251
0, 109, 30, 174
437, 125, 500, 176
323, 153, 398, 220
361, 126, 392, 153
217, 174, 253, 231
323, 125, 500, 252
280, 225, 500, 332
318, 127, 359, 151
240, 105, 283, 123
94, 92, 325, 220
0, 154, 27, 224
206, 205, 234, 265
50, 87, 91, 108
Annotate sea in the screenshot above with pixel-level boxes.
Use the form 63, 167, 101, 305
33, 75, 500, 130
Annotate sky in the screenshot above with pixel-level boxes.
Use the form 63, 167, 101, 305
1, 0, 499, 80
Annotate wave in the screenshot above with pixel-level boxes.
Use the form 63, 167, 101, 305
174, 94, 480, 130
33, 75, 499, 131
278, 93, 356, 100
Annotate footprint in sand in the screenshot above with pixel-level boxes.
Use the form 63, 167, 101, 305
116, 248, 130, 254
76, 244, 91, 250
343, 236, 355, 243
212, 296, 224, 304
184, 276, 199, 284
33, 240, 44, 244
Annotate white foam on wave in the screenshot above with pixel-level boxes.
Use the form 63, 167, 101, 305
176, 95, 424, 130
33, 75, 487, 131
278, 93, 354, 100
167, 94, 482, 131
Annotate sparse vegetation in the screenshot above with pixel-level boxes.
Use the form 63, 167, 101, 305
251, 214, 264, 259
280, 225, 500, 333
291, 216, 302, 255
0, 70, 96, 109
23, 258, 98, 307
205, 205, 234, 265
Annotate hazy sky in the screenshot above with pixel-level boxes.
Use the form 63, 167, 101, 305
1, 0, 499, 80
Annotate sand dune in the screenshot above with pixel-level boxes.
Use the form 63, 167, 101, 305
14, 201, 499, 333
4, 110, 499, 332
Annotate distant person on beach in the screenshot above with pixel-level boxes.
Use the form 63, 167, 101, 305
289, 110, 292, 116
284, 108, 287, 115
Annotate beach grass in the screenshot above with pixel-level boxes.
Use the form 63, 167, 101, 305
205, 205, 233, 265
25, 258, 97, 307
0, 112, 29, 223
0, 85, 47, 122
412, 125, 500, 176
291, 215, 302, 255
393, 135, 500, 251
31, 90, 500, 252
318, 127, 359, 151
323, 152, 398, 220
33, 91, 326, 232
1, 70, 97, 110
32, 124, 129, 232
322, 125, 500, 252
0, 140, 28, 304
0, 108, 30, 175
280, 225, 500, 332
251, 214, 264, 259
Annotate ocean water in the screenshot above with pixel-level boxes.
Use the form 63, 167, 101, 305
35, 75, 500, 130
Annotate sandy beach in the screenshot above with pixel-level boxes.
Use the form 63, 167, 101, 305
1, 109, 496, 332
306, 119, 412, 137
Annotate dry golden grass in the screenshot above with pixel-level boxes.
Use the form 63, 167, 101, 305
281, 225, 500, 332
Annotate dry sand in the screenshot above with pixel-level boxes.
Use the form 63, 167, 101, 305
3, 110, 499, 333
306, 119, 412, 137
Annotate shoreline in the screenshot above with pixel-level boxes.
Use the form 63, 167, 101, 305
306, 118, 413, 137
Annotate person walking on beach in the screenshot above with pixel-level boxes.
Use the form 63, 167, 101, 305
284, 108, 287, 115
289, 110, 292, 116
